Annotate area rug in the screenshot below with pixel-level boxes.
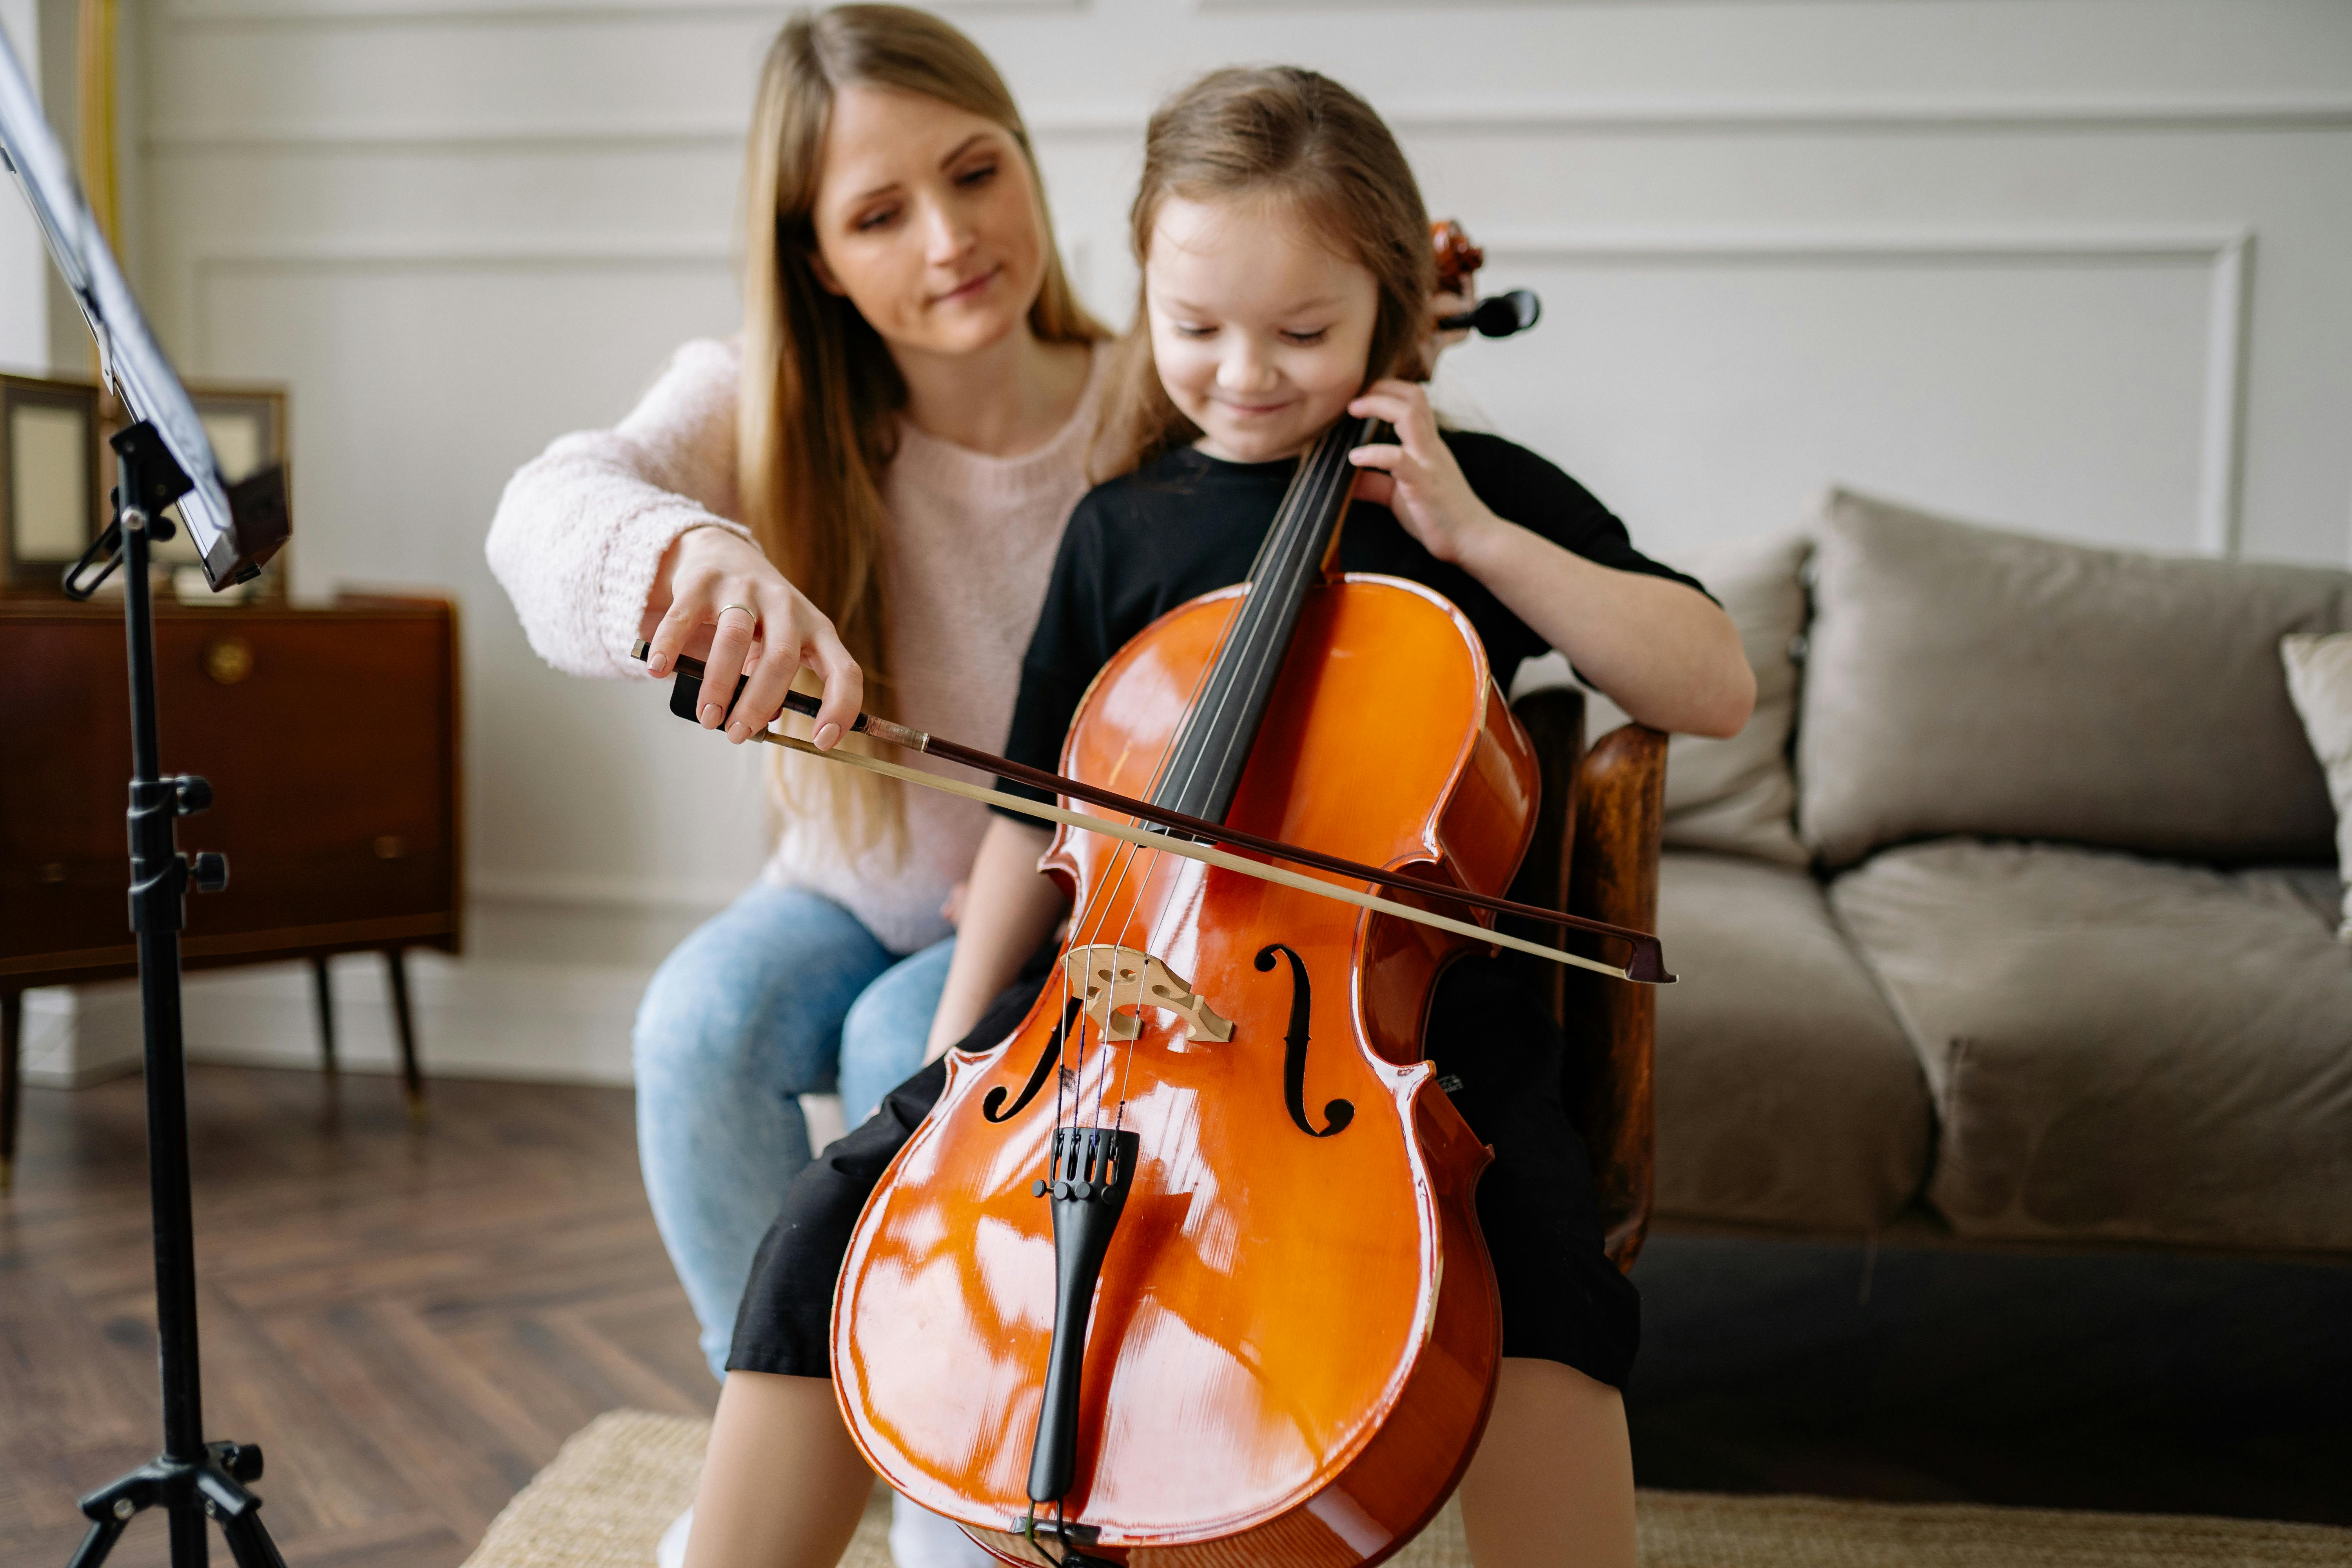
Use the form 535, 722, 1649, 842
462, 1410, 2352, 1568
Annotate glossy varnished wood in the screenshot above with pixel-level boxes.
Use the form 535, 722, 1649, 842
837, 578, 1531, 1566
0, 596, 463, 987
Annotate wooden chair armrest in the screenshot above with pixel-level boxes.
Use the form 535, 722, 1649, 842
1563, 723, 1669, 1270
1503, 689, 1668, 1271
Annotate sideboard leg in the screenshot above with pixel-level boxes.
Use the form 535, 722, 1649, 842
384, 948, 425, 1126
1, 989, 20, 1194
309, 956, 338, 1076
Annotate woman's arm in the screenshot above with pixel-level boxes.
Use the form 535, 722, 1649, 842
486, 338, 751, 680
486, 336, 863, 746
1345, 380, 1754, 739
924, 817, 1067, 1060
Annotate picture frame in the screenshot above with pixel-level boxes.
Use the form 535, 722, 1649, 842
1, 372, 103, 592
97, 378, 291, 597
2, 372, 291, 597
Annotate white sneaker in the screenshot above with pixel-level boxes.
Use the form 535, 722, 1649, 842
889, 1494, 998, 1568
656, 1504, 692, 1568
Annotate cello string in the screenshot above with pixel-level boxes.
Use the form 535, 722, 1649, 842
1072, 428, 1339, 1129
1101, 421, 1360, 1127
1055, 412, 1363, 1137
1057, 505, 1284, 1133
1094, 426, 1343, 1124
1174, 420, 1364, 818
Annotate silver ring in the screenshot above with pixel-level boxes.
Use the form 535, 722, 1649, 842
715, 603, 757, 624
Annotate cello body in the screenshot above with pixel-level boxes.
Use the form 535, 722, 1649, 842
833, 572, 1543, 1568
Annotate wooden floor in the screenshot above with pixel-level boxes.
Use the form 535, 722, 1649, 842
6, 1064, 2349, 1568
0, 1066, 713, 1568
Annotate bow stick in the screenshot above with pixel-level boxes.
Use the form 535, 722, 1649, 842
632, 643, 1674, 984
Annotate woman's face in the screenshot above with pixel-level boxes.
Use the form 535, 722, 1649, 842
808, 84, 1050, 359
1145, 194, 1379, 464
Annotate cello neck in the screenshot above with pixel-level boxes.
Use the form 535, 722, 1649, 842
1151, 415, 1382, 824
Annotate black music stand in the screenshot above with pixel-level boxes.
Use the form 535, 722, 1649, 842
2, 29, 292, 1568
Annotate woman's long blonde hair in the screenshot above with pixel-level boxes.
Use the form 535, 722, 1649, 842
1093, 67, 1436, 480
739, 4, 1103, 854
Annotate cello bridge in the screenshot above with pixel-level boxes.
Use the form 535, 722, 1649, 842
1064, 944, 1234, 1043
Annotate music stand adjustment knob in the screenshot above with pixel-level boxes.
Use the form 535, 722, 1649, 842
191, 851, 229, 894
174, 773, 213, 815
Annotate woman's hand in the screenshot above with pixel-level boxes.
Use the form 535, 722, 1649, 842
641, 525, 864, 750
1345, 379, 1502, 565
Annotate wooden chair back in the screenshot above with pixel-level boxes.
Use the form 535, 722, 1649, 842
1506, 687, 1669, 1272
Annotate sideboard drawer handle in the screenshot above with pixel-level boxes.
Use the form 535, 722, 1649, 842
204, 637, 256, 686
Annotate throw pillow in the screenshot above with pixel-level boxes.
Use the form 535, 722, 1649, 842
2281, 633, 2352, 943
1514, 531, 1811, 866
1797, 488, 2352, 871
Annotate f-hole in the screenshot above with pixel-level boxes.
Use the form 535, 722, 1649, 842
1254, 944, 1353, 1138
984, 999, 1083, 1123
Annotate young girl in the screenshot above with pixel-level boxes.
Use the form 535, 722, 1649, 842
690, 65, 1751, 1568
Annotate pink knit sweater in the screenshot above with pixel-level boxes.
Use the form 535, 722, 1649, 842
486, 336, 1112, 953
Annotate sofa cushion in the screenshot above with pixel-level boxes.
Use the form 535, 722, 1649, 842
1829, 838, 2352, 1251
1652, 850, 1931, 1232
1517, 532, 1810, 865
1798, 489, 2352, 871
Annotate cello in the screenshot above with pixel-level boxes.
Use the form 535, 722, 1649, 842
840, 221, 1574, 1568
644, 227, 1655, 1568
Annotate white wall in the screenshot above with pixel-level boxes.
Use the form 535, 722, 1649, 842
0, 0, 47, 369
84, 0, 2352, 1082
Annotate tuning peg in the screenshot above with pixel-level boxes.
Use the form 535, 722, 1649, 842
1438, 288, 1541, 338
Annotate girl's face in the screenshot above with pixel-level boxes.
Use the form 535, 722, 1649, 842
809, 85, 1049, 359
1145, 194, 1379, 464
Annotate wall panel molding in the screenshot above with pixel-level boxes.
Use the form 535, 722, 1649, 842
185, 222, 2254, 570
1477, 225, 2254, 557
143, 94, 2352, 156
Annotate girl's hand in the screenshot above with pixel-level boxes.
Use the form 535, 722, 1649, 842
1345, 379, 1501, 565
640, 524, 864, 750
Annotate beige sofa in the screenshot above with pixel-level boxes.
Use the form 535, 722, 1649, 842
1533, 490, 2352, 1255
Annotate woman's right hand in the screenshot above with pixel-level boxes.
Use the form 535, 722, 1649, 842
641, 525, 864, 750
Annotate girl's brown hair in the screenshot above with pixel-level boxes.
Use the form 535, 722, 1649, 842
1093, 66, 1434, 479
739, 4, 1104, 852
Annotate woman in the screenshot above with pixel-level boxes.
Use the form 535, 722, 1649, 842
487, 7, 1105, 1563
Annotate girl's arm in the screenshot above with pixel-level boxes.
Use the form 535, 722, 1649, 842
1346, 380, 1754, 739
925, 817, 1068, 1059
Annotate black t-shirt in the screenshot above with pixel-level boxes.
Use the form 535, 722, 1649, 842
997, 430, 1706, 805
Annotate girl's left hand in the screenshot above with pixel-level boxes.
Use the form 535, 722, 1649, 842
1346, 379, 1501, 564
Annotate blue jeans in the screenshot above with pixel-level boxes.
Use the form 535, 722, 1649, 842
634, 882, 951, 1381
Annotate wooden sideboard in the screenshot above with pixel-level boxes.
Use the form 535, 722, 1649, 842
1, 595, 462, 1187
